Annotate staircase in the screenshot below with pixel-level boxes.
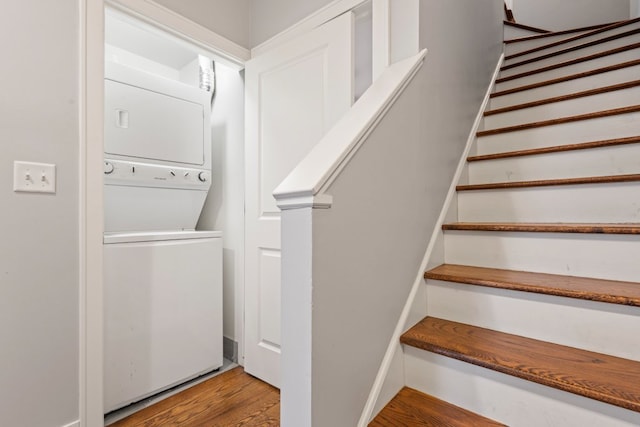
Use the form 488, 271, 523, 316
371, 18, 640, 426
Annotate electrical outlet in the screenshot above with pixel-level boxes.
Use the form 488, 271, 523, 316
13, 161, 56, 194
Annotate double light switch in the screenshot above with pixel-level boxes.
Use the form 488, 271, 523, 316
13, 161, 56, 194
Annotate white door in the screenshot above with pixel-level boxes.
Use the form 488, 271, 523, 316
244, 12, 354, 387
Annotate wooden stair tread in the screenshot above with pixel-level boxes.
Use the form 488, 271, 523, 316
401, 317, 640, 412
425, 264, 640, 306
491, 58, 640, 98
484, 80, 640, 116
504, 20, 549, 34
502, 28, 640, 71
505, 18, 640, 60
442, 222, 640, 234
495, 42, 640, 84
477, 105, 640, 137
369, 387, 505, 427
504, 21, 626, 44
456, 174, 640, 191
467, 136, 640, 161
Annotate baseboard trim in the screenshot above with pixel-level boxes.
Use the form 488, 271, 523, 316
61, 421, 80, 427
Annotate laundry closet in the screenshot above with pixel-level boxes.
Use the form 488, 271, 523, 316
101, 7, 245, 416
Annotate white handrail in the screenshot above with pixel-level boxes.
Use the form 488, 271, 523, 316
274, 49, 428, 210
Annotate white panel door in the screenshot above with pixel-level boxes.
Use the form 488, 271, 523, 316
244, 12, 354, 387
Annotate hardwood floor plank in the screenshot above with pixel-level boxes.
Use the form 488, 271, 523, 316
109, 367, 280, 427
369, 387, 505, 427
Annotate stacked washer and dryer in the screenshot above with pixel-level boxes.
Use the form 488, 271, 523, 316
103, 58, 223, 412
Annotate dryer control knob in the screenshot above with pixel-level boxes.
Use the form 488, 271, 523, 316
104, 161, 114, 174
198, 171, 210, 183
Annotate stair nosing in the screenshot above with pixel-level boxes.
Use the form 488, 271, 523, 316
425, 264, 640, 307
401, 317, 640, 413
484, 80, 640, 117
504, 20, 550, 34
476, 105, 640, 137
467, 136, 640, 162
491, 58, 640, 98
495, 42, 640, 85
504, 21, 626, 44
502, 28, 640, 70
504, 18, 640, 60
441, 222, 640, 235
456, 173, 640, 191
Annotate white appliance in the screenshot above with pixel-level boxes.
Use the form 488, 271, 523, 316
103, 60, 222, 412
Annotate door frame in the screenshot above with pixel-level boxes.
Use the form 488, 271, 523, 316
81, 0, 390, 424
80, 1, 248, 425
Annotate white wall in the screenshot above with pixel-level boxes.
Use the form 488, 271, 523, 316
0, 1, 80, 427
632, 0, 640, 17
197, 63, 245, 356
512, 0, 630, 31
249, 0, 334, 47
153, 0, 252, 48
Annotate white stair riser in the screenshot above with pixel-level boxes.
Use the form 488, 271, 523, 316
468, 145, 640, 183
484, 86, 640, 129
457, 183, 640, 223
404, 348, 640, 427
476, 111, 640, 155
503, 24, 640, 67
490, 64, 640, 109
505, 32, 592, 56
495, 48, 640, 92
427, 280, 640, 360
505, 26, 547, 40
444, 231, 640, 282
500, 33, 640, 79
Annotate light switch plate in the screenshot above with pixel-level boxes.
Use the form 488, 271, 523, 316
13, 161, 56, 193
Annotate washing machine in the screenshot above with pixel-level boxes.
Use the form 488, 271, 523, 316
103, 61, 222, 412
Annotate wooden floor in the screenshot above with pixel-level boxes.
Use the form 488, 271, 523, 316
109, 367, 280, 427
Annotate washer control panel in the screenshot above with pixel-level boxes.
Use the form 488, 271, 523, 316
103, 159, 211, 190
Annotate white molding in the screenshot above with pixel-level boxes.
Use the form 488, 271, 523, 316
273, 49, 427, 210
356, 53, 505, 426
371, 0, 390, 80
106, 0, 250, 68
251, 0, 369, 57
276, 194, 334, 211
61, 421, 81, 427
80, 0, 105, 426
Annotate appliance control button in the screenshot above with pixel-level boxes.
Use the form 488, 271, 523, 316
104, 161, 114, 174
170, 170, 176, 177
184, 172, 190, 178
198, 171, 210, 183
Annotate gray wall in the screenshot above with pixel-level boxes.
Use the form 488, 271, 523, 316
419, 0, 503, 179
512, 0, 630, 30
307, 1, 503, 425
249, 0, 334, 47
154, 0, 252, 48
0, 1, 80, 426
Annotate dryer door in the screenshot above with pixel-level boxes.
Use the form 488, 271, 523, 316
105, 79, 205, 165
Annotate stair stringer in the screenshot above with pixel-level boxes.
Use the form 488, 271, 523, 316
357, 53, 505, 426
